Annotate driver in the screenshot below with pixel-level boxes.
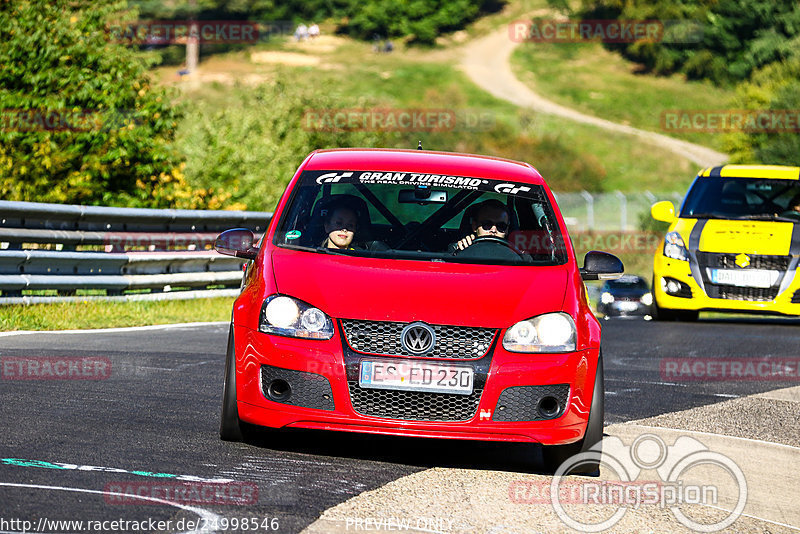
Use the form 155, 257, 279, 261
781, 193, 800, 219
450, 199, 511, 252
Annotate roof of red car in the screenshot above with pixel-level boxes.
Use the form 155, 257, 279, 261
303, 148, 545, 184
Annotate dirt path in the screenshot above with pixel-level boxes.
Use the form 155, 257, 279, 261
460, 28, 728, 168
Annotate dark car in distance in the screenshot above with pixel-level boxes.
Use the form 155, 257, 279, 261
597, 275, 652, 319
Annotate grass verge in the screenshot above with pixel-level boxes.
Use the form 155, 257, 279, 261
166, 37, 698, 200
0, 297, 234, 332
510, 41, 736, 150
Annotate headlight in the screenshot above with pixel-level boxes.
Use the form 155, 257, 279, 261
641, 293, 653, 306
663, 231, 689, 261
503, 312, 576, 353
601, 292, 614, 304
259, 295, 334, 339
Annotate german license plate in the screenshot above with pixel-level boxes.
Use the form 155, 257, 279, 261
359, 360, 474, 395
710, 269, 776, 288
616, 301, 639, 312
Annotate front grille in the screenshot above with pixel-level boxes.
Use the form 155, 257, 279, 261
696, 252, 791, 271
341, 319, 495, 359
695, 252, 789, 302
793, 289, 800, 304
347, 381, 483, 421
704, 284, 779, 302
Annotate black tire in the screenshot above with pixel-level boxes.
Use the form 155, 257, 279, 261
220, 324, 245, 441
653, 300, 698, 322
541, 353, 604, 475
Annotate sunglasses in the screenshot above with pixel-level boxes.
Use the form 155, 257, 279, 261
478, 220, 509, 232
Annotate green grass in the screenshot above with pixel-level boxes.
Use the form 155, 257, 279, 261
510, 41, 737, 150
0, 297, 234, 331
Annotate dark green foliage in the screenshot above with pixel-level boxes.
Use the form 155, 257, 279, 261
132, 0, 498, 45
579, 0, 800, 84
0, 0, 208, 207
724, 58, 800, 165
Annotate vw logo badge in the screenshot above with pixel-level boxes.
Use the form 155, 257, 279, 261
401, 322, 436, 355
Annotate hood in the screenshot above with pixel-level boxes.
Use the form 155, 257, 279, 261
697, 220, 794, 255
271, 248, 568, 328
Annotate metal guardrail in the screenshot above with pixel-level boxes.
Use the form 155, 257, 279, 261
0, 200, 272, 304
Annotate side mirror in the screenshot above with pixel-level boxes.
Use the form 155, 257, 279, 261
651, 200, 677, 224
581, 251, 624, 281
215, 228, 258, 260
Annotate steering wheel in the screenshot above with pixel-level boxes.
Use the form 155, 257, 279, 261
453, 235, 525, 259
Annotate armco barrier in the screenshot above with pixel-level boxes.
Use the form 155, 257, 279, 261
0, 200, 271, 304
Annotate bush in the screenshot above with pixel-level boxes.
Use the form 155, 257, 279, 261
579, 0, 800, 84
176, 72, 609, 212
723, 58, 800, 165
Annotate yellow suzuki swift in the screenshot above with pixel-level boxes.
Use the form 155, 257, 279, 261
651, 164, 800, 320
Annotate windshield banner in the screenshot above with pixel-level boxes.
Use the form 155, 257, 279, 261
304, 170, 543, 199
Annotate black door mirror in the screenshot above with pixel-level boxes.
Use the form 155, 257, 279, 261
215, 228, 258, 260
580, 250, 624, 281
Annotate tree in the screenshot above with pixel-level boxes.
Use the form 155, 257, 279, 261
0, 0, 222, 208
579, 0, 800, 84
724, 58, 800, 165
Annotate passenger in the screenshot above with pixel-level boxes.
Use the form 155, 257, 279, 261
322, 204, 359, 250
781, 193, 800, 219
451, 199, 511, 252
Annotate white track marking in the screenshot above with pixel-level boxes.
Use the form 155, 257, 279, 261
702, 504, 800, 532
0, 482, 222, 533
606, 378, 688, 387
618, 423, 800, 451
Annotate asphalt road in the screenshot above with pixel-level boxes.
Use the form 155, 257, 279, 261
1, 318, 798, 533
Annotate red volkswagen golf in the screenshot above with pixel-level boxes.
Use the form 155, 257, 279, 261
215, 148, 623, 472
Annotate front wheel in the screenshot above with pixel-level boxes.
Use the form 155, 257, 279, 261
653, 300, 698, 322
541, 353, 604, 475
220, 324, 245, 441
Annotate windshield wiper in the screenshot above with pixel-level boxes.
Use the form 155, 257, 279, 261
316, 246, 355, 255
279, 244, 319, 252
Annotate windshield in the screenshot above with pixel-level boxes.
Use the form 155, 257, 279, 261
272, 169, 569, 266
681, 177, 800, 221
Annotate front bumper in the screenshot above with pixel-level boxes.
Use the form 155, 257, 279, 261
653, 251, 800, 315
598, 301, 651, 317
232, 324, 598, 445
